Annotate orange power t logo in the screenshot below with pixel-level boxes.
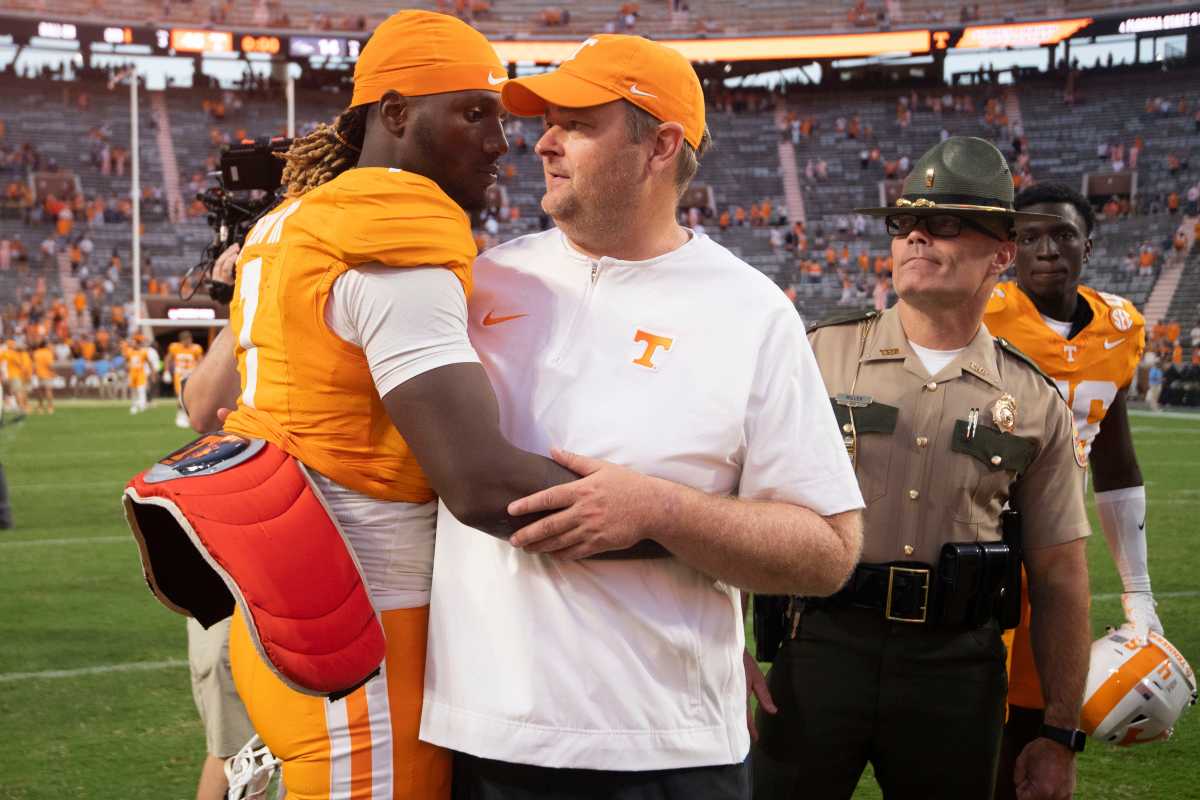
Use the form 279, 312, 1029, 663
632, 330, 673, 369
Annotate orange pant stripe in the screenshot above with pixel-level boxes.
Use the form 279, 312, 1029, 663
229, 605, 450, 800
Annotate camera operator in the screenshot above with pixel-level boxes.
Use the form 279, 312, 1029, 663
209, 242, 239, 302
179, 243, 239, 433
173, 238, 262, 800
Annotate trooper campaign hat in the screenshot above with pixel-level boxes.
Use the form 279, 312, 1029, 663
856, 136, 1060, 224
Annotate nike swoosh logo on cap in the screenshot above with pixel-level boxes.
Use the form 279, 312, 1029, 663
629, 83, 657, 98
1104, 338, 1125, 350
482, 311, 527, 326
487, 73, 507, 85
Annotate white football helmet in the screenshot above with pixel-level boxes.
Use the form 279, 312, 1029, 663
1081, 630, 1197, 746
225, 734, 281, 800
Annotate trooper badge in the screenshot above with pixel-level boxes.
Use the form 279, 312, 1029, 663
992, 393, 1017, 433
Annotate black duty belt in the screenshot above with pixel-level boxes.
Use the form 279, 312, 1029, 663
806, 561, 934, 623
766, 543, 1016, 652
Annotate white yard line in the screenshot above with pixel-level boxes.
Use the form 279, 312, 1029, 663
1128, 409, 1200, 422
0, 659, 187, 683
9, 481, 124, 490
0, 536, 128, 547
1092, 590, 1200, 602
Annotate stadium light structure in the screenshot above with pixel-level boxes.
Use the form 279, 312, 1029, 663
107, 66, 146, 330
107, 67, 226, 331
286, 70, 295, 138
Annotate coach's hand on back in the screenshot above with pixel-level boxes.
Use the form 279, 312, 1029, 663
507, 448, 662, 560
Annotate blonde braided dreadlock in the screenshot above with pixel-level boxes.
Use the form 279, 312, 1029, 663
279, 105, 369, 197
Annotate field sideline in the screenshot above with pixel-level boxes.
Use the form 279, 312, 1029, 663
1, 402, 1197, 799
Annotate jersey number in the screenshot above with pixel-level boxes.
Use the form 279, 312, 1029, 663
238, 256, 263, 408
236, 200, 300, 408
1055, 379, 1118, 458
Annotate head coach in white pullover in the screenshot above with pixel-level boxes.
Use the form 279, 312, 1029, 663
420, 34, 865, 799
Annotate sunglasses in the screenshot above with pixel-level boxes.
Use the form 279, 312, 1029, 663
885, 213, 1009, 241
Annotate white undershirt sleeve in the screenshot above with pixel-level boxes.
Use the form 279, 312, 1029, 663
325, 264, 479, 399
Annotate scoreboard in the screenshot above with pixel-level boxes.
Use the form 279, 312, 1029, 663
2, 4, 1199, 64
288, 36, 361, 59
7, 18, 161, 49
3, 16, 311, 58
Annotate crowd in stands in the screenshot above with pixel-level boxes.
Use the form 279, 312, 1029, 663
1145, 319, 1200, 409
0, 285, 154, 412
1, 51, 1198, 411
780, 216, 895, 310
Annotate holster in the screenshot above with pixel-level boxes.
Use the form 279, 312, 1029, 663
996, 508, 1024, 630
752, 594, 791, 663
122, 433, 385, 698
934, 541, 1011, 629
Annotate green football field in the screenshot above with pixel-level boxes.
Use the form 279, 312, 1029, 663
0, 402, 1197, 799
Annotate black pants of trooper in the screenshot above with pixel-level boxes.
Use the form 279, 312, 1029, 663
751, 604, 1007, 800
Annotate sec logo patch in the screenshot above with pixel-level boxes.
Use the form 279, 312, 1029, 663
1110, 308, 1133, 332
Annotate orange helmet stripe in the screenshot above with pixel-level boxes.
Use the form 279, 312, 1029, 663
1081, 644, 1165, 731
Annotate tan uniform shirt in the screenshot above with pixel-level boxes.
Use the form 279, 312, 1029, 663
808, 307, 1090, 566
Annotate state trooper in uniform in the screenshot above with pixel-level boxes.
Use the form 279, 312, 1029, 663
751, 138, 1093, 800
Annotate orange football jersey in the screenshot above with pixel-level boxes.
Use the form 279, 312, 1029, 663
124, 345, 150, 388
32, 347, 55, 380
3, 348, 29, 381
168, 341, 204, 376
222, 167, 475, 503
985, 281, 1144, 461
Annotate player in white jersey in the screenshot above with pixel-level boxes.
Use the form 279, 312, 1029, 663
419, 35, 864, 799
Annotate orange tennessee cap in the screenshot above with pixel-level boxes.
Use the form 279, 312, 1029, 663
501, 34, 705, 149
351, 10, 507, 107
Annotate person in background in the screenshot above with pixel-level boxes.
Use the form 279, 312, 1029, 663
753, 138, 1091, 800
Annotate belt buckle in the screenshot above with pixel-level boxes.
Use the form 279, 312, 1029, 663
885, 566, 930, 623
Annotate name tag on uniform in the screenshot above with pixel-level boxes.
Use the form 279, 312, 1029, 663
835, 393, 873, 408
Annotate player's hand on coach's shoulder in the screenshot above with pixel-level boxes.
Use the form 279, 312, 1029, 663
507, 448, 665, 560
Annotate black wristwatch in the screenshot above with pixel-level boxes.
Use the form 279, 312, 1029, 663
1039, 724, 1086, 753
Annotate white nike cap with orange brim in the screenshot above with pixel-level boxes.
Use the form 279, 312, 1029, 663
500, 34, 706, 150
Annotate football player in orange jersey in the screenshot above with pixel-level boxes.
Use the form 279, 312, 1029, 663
124, 334, 152, 414
986, 182, 1159, 800
2, 339, 31, 417
177, 12, 598, 800
164, 331, 203, 428
9, 341, 32, 416
31, 338, 56, 414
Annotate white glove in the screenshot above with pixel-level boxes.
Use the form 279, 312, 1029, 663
162, 370, 172, 384
1120, 591, 1163, 647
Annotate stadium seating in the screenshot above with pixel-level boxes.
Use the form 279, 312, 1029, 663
3, 57, 1197, 373
0, 0, 1165, 38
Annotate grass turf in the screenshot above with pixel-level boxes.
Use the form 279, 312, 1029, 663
0, 403, 1197, 798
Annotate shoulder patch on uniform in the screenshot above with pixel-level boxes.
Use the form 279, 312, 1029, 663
807, 309, 877, 334
1097, 290, 1129, 309
995, 337, 1062, 398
